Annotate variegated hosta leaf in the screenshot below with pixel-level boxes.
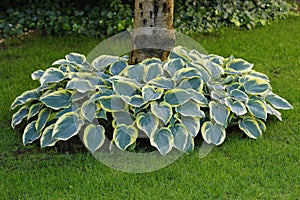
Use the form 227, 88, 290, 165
171, 124, 189, 151
112, 80, 138, 97
11, 89, 39, 110
246, 99, 267, 121
204, 61, 224, 78
230, 89, 248, 102
142, 86, 163, 101
164, 89, 193, 106
225, 97, 247, 116
109, 75, 143, 88
226, 83, 242, 93
40, 90, 71, 110
225, 58, 253, 73
109, 60, 127, 75
176, 101, 205, 118
83, 124, 105, 153
170, 46, 192, 61
163, 58, 185, 77
148, 76, 175, 89
141, 58, 161, 66
184, 133, 195, 152
201, 121, 226, 146
52, 112, 84, 140
31, 70, 44, 80
179, 116, 201, 137
248, 71, 270, 82
112, 111, 134, 126
65, 53, 86, 64
95, 109, 107, 120
243, 77, 271, 95
151, 102, 172, 125
113, 124, 138, 150
23, 121, 40, 145
40, 124, 59, 148
206, 54, 224, 66
71, 91, 88, 102
177, 77, 203, 91
173, 67, 200, 80
210, 90, 227, 104
27, 103, 42, 120
125, 63, 146, 82
40, 68, 65, 86
11, 105, 28, 128
92, 55, 119, 71
187, 62, 211, 83
143, 63, 163, 82
35, 108, 51, 133
265, 93, 293, 110
257, 119, 266, 133
266, 104, 282, 121
150, 128, 174, 155
209, 101, 230, 126
136, 112, 159, 137
54, 106, 79, 119
187, 89, 208, 106
66, 78, 96, 93
121, 95, 147, 107
239, 117, 262, 139
81, 101, 97, 123
99, 95, 127, 112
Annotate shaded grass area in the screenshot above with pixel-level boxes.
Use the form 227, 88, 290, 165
0, 16, 299, 199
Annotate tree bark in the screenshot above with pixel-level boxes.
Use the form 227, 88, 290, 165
129, 0, 175, 64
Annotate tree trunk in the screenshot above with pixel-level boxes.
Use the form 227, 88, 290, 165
129, 0, 175, 64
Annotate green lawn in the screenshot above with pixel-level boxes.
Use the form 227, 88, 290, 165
0, 16, 299, 199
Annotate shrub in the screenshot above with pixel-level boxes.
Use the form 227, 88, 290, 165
11, 46, 293, 155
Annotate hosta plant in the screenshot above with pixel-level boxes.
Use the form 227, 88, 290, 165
11, 46, 293, 155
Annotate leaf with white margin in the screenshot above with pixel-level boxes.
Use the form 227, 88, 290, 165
177, 77, 203, 91
163, 58, 185, 77
265, 93, 293, 110
209, 101, 230, 126
52, 112, 84, 140
99, 95, 127, 112
176, 101, 205, 118
40, 124, 59, 147
40, 90, 71, 110
112, 80, 138, 97
141, 58, 161, 66
187, 89, 208, 106
150, 128, 174, 155
204, 61, 224, 78
11, 105, 29, 128
27, 103, 42, 120
243, 77, 271, 95
54, 105, 79, 119
40, 68, 65, 86
246, 99, 267, 120
225, 58, 253, 73
66, 78, 96, 93
81, 101, 97, 123
31, 70, 44, 80
136, 112, 159, 137
179, 116, 201, 137
92, 55, 119, 71
109, 60, 127, 75
230, 89, 248, 102
142, 86, 163, 101
109, 75, 143, 88
266, 104, 282, 121
11, 89, 39, 110
65, 53, 86, 64
95, 109, 107, 120
248, 70, 270, 82
148, 76, 175, 89
164, 89, 193, 106
187, 62, 211, 83
23, 121, 40, 145
183, 133, 195, 152
143, 63, 163, 82
257, 119, 266, 133
171, 124, 189, 151
121, 95, 147, 108
226, 83, 242, 93
173, 67, 200, 80
239, 117, 262, 139
112, 111, 134, 126
83, 124, 105, 154
35, 108, 51, 132
225, 97, 247, 116
201, 121, 226, 146
113, 124, 138, 150
151, 101, 172, 125
125, 63, 146, 82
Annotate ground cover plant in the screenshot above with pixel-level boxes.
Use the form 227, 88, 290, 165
0, 16, 299, 199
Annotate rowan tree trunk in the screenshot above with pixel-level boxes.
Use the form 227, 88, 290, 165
129, 0, 175, 64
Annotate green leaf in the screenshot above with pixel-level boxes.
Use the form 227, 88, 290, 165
226, 58, 253, 73
40, 68, 65, 86
23, 121, 40, 145
136, 112, 159, 137
112, 80, 138, 97
266, 104, 282, 121
230, 89, 248, 102
35, 108, 51, 132
171, 124, 189, 151
40, 90, 71, 110
66, 78, 96, 93
143, 63, 163, 82
246, 99, 267, 120
40, 124, 58, 148
125, 63, 146, 82
176, 101, 205, 118
150, 128, 174, 155
27, 103, 42, 120
142, 86, 163, 101
52, 112, 83, 140
225, 97, 247, 116
113, 125, 138, 150
201, 121, 226, 146
92, 55, 119, 71
177, 77, 203, 91
209, 101, 230, 126
239, 117, 262, 139
81, 101, 97, 123
163, 58, 185, 77
11, 89, 39, 110
243, 77, 271, 95
265, 93, 293, 110
151, 101, 172, 125
31, 70, 44, 80
83, 124, 105, 154
179, 116, 201, 137
11, 105, 29, 128
99, 95, 127, 112
164, 89, 193, 106
112, 111, 134, 126
109, 60, 127, 75
148, 76, 175, 89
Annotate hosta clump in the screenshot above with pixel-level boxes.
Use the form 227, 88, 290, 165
11, 46, 293, 155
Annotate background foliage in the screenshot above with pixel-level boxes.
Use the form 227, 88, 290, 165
0, 0, 297, 39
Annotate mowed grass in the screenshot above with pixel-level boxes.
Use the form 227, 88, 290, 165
0, 16, 299, 199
